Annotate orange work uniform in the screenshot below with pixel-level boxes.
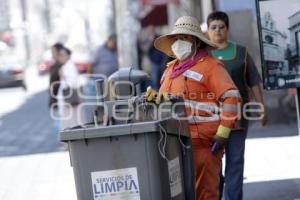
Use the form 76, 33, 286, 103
159, 55, 240, 200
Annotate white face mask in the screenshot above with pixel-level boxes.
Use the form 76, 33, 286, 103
171, 39, 193, 60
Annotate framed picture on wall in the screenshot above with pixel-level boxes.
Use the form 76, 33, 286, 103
256, 0, 300, 90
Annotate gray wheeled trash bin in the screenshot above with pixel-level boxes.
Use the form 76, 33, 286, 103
60, 116, 195, 200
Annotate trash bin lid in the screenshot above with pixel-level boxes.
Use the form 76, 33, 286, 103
59, 118, 190, 142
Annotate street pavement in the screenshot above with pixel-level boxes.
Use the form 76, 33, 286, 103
0, 66, 76, 199
0, 66, 300, 199
244, 134, 300, 200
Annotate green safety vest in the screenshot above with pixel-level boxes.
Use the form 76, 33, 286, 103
212, 42, 248, 129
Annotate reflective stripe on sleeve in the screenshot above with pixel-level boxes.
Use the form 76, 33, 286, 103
220, 90, 240, 101
188, 114, 220, 123
184, 100, 219, 113
221, 103, 239, 113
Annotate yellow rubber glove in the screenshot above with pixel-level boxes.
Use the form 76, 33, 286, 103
145, 86, 170, 104
155, 92, 170, 104
145, 86, 158, 102
216, 125, 231, 139
211, 125, 231, 154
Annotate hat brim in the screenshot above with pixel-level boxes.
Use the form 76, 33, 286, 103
154, 29, 217, 57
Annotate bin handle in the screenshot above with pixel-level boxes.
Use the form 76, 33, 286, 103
178, 120, 191, 155
158, 123, 169, 161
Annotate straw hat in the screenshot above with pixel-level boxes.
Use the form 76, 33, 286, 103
154, 16, 217, 57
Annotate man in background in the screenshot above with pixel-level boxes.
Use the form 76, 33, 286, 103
138, 26, 169, 91
206, 11, 267, 200
89, 34, 118, 78
84, 34, 118, 122
87, 34, 118, 97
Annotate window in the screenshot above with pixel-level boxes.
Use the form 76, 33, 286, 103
265, 35, 273, 44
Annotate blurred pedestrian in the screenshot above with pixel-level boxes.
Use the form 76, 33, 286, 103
138, 26, 169, 91
87, 34, 118, 95
48, 42, 64, 133
84, 34, 118, 122
147, 16, 241, 200
57, 47, 82, 130
206, 11, 267, 200
49, 42, 64, 109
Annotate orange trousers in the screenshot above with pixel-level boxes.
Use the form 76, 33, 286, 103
192, 138, 223, 200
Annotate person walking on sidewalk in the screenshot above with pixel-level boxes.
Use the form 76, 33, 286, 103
49, 43, 64, 109
58, 47, 82, 130
206, 11, 267, 200
48, 42, 64, 133
146, 16, 241, 200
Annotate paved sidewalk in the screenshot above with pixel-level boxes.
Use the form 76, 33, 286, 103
244, 135, 300, 200
0, 152, 76, 200
245, 136, 300, 183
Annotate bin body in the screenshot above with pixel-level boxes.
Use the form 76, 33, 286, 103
61, 119, 194, 200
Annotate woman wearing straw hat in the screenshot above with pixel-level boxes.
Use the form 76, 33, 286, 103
145, 16, 241, 199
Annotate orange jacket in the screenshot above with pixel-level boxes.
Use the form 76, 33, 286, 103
159, 55, 241, 140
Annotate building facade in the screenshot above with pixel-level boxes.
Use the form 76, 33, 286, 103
288, 10, 300, 72
262, 12, 288, 75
